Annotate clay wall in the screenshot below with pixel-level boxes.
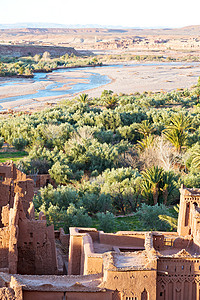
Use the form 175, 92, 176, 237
153, 234, 194, 252
17, 218, 57, 275
14, 166, 27, 181
82, 234, 103, 275
23, 291, 113, 300
0, 164, 14, 180
178, 192, 190, 236
84, 255, 103, 275
23, 291, 65, 300
14, 180, 34, 215
104, 269, 157, 300
0, 183, 11, 206
153, 234, 165, 250
190, 207, 200, 248
157, 258, 200, 300
68, 228, 100, 275
78, 229, 99, 242
0, 163, 26, 181
0, 163, 34, 225
99, 232, 145, 247
157, 274, 198, 300
27, 174, 55, 189
0, 287, 17, 300
178, 186, 200, 237
158, 257, 200, 274
0, 163, 59, 277
58, 228, 70, 249
172, 237, 193, 249
0, 183, 12, 227
68, 234, 83, 275
62, 291, 113, 300
68, 228, 146, 276
0, 227, 9, 269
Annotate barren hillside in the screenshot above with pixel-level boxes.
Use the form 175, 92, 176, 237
1, 26, 200, 58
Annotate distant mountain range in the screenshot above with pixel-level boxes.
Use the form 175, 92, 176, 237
0, 22, 171, 30
0, 23, 200, 36
0, 23, 69, 29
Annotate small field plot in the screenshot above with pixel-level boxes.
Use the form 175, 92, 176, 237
0, 151, 28, 163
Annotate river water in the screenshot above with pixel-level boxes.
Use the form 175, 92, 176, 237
0, 62, 199, 109
0, 66, 112, 105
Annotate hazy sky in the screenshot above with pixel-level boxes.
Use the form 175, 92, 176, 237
1, 0, 200, 28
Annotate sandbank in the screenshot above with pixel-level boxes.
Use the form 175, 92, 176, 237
1, 62, 200, 111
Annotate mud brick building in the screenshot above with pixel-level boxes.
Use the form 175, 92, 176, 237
0, 162, 200, 299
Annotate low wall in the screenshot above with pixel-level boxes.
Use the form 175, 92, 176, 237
69, 228, 146, 276
27, 174, 55, 189
64, 291, 112, 300
23, 291, 112, 300
173, 237, 192, 249
68, 234, 83, 275
153, 234, 165, 250
59, 228, 69, 249
78, 229, 99, 242
0, 227, 9, 268
23, 291, 64, 300
99, 232, 145, 247
82, 234, 103, 275
68, 228, 100, 275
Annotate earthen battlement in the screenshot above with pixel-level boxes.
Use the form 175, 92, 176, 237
0, 164, 200, 299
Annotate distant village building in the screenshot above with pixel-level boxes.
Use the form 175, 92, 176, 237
0, 162, 199, 299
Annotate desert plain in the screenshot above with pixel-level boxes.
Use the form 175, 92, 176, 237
1, 26, 200, 111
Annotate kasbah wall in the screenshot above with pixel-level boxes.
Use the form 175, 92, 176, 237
0, 162, 200, 299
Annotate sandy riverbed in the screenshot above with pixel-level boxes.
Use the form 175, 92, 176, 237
1, 62, 200, 111
86, 63, 200, 97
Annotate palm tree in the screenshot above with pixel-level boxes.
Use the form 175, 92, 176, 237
163, 113, 192, 153
193, 87, 200, 102
137, 134, 154, 151
191, 147, 200, 169
159, 205, 179, 230
78, 93, 89, 103
103, 95, 118, 109
141, 166, 163, 205
161, 171, 177, 205
136, 120, 155, 138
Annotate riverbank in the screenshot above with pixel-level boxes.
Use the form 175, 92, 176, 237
1, 61, 200, 112
86, 62, 200, 98
0, 62, 103, 79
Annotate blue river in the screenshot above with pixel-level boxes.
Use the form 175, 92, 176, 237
0, 66, 112, 105
0, 62, 199, 109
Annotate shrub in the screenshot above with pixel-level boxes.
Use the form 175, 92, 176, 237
135, 204, 172, 231
96, 211, 116, 232
0, 137, 4, 148
12, 137, 27, 151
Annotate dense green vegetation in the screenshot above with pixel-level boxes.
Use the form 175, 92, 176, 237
0, 53, 101, 77
1, 78, 200, 232
1, 51, 199, 78
97, 53, 200, 62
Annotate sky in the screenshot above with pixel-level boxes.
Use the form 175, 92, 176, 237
0, 0, 200, 28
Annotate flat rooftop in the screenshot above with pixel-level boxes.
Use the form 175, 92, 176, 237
13, 273, 103, 292
93, 242, 113, 254
113, 252, 149, 270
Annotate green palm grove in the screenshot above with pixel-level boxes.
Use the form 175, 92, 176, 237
0, 74, 200, 231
